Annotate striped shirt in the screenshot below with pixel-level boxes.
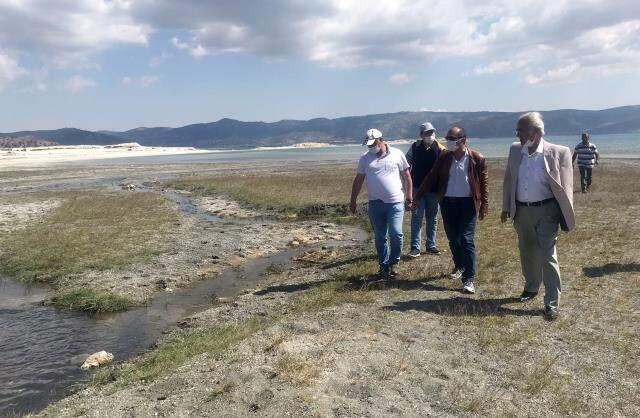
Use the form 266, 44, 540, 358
574, 142, 598, 167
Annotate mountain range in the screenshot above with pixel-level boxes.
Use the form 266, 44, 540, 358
2, 105, 639, 149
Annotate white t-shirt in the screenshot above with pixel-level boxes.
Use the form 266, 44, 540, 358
357, 146, 410, 203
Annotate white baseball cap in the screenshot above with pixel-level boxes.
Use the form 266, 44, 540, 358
363, 128, 383, 146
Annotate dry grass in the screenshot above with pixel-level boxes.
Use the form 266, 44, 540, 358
275, 353, 321, 386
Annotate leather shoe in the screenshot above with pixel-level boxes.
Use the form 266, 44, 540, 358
519, 290, 538, 302
544, 305, 559, 321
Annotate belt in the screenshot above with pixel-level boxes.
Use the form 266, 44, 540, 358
516, 198, 555, 207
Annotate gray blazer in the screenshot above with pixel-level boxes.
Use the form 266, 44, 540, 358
502, 139, 575, 231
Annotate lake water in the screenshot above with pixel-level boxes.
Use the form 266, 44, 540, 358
85, 133, 639, 167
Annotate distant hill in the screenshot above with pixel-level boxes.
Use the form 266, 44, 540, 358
0, 128, 124, 146
4, 106, 640, 149
0, 136, 57, 148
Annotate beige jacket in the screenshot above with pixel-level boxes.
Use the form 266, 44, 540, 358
502, 139, 575, 231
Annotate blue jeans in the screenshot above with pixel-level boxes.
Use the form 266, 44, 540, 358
368, 199, 405, 269
410, 188, 439, 251
440, 197, 477, 283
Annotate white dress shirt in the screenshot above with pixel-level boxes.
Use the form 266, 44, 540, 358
516, 139, 554, 202
445, 150, 472, 197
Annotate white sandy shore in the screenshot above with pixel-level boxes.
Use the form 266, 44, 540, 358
0, 143, 210, 169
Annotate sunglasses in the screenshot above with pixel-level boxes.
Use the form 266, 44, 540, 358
445, 136, 465, 141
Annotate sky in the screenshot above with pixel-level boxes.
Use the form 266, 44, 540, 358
1, 0, 640, 132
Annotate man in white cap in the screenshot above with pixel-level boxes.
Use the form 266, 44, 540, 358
406, 122, 445, 257
350, 128, 413, 278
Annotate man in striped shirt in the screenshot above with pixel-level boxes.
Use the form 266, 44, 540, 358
572, 133, 599, 193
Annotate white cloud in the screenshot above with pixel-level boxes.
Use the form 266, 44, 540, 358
2, 0, 640, 88
122, 74, 160, 87
0, 53, 24, 88
64, 75, 96, 93
388, 72, 411, 85
525, 63, 582, 85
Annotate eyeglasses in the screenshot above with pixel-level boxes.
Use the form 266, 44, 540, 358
445, 136, 465, 141
515, 128, 534, 137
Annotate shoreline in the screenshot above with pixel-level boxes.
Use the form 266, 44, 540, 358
0, 143, 210, 169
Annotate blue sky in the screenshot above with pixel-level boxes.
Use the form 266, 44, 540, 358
1, 0, 640, 131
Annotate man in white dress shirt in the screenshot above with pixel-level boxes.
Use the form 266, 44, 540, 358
501, 112, 575, 321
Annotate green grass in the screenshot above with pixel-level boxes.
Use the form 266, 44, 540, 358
50, 288, 131, 314
0, 192, 178, 284
166, 167, 364, 221
206, 380, 237, 401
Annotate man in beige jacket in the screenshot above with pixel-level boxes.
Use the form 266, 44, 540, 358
501, 112, 575, 321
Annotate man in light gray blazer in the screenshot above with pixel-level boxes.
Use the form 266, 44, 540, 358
501, 111, 575, 321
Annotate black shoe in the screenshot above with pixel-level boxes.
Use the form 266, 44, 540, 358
519, 290, 538, 302
389, 263, 399, 278
377, 267, 391, 279
425, 247, 441, 255
544, 305, 559, 321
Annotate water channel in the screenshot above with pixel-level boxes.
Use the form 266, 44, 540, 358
0, 188, 365, 415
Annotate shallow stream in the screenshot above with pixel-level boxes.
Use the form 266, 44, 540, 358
0, 189, 365, 415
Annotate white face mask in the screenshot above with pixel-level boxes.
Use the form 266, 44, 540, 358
423, 133, 435, 145
368, 145, 381, 154
445, 140, 459, 152
523, 140, 535, 148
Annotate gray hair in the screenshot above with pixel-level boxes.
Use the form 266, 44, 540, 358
518, 111, 545, 135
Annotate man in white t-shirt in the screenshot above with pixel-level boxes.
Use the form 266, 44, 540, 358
349, 128, 413, 278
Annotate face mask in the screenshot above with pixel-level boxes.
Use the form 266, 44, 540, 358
423, 133, 435, 145
445, 140, 459, 152
523, 140, 535, 148
368, 145, 380, 154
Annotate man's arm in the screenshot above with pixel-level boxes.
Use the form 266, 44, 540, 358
478, 157, 489, 221
594, 145, 599, 164
401, 168, 413, 210
415, 154, 442, 202
349, 173, 365, 214
501, 149, 512, 223
405, 143, 415, 170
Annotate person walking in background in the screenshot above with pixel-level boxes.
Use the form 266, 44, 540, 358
406, 122, 445, 258
414, 126, 488, 294
501, 112, 575, 321
350, 128, 413, 279
572, 132, 599, 193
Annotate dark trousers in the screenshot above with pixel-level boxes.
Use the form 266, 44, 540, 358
579, 166, 593, 192
441, 197, 477, 283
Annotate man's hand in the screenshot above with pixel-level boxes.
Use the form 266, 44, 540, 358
500, 211, 510, 223
349, 201, 357, 214
404, 199, 413, 211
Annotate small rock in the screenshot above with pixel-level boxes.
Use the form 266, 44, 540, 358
289, 240, 300, 247
81, 351, 113, 370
